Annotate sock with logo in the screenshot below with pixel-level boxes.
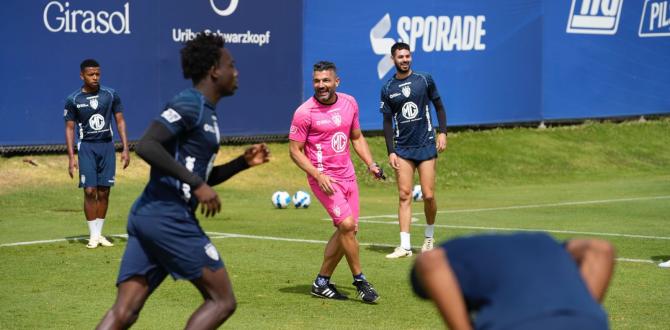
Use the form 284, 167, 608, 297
315, 274, 330, 287
400, 232, 411, 250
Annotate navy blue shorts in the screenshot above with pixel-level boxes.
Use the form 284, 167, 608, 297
116, 213, 224, 291
396, 144, 437, 166
77, 141, 116, 188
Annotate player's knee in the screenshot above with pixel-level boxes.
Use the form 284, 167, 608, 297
111, 304, 140, 327
422, 194, 435, 203
337, 217, 357, 233
84, 188, 97, 199
398, 190, 412, 203
97, 187, 110, 199
212, 297, 237, 320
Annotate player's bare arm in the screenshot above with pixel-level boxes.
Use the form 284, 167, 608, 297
414, 249, 472, 330
350, 128, 384, 180
565, 239, 616, 303
65, 120, 78, 178
114, 112, 130, 169
289, 140, 336, 195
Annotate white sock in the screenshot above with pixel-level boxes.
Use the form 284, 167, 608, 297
424, 224, 435, 238
97, 218, 105, 236
87, 220, 99, 240
400, 232, 411, 250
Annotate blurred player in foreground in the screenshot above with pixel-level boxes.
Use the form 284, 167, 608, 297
411, 232, 615, 329
64, 59, 130, 249
97, 33, 269, 329
289, 61, 385, 303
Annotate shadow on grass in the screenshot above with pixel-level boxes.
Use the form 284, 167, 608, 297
279, 284, 369, 304
651, 255, 670, 262
365, 244, 405, 255
65, 235, 128, 245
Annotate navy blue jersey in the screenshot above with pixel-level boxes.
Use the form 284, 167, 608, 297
63, 86, 123, 142
131, 88, 221, 218
380, 72, 441, 148
439, 233, 608, 330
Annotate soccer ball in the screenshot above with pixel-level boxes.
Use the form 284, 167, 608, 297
292, 190, 311, 208
412, 185, 423, 202
271, 191, 291, 209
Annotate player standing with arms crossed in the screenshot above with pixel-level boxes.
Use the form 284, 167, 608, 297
381, 42, 448, 259
289, 61, 384, 303
64, 59, 130, 249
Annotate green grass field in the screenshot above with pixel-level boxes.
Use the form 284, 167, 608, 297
1, 119, 669, 329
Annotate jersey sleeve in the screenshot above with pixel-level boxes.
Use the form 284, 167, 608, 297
156, 99, 201, 135
63, 97, 77, 122
111, 90, 124, 114
426, 73, 441, 102
351, 97, 361, 131
288, 107, 310, 142
379, 84, 392, 114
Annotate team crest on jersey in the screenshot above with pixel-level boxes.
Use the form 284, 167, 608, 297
89, 114, 105, 130
402, 85, 411, 98
401, 102, 419, 119
332, 206, 341, 217
331, 114, 342, 127
204, 243, 220, 261
89, 98, 99, 110
331, 132, 348, 153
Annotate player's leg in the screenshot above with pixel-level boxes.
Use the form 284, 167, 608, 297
417, 158, 437, 252
338, 216, 361, 275
387, 156, 416, 258
95, 141, 116, 246
79, 142, 102, 248
319, 231, 345, 277
97, 277, 152, 330
186, 267, 237, 329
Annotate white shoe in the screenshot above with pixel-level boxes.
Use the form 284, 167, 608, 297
386, 247, 413, 259
86, 237, 99, 249
659, 260, 670, 268
99, 236, 114, 247
421, 237, 434, 253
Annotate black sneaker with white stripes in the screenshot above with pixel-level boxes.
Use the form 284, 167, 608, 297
353, 280, 380, 304
311, 282, 348, 300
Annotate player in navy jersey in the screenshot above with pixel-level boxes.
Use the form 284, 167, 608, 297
380, 42, 448, 258
96, 34, 270, 329
411, 233, 615, 329
64, 59, 130, 249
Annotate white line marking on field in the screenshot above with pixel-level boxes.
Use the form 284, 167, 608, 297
354, 195, 670, 220
352, 219, 670, 240
0, 232, 657, 265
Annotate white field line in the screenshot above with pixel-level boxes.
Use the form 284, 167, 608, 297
351, 219, 670, 241
0, 232, 652, 265
355, 195, 670, 220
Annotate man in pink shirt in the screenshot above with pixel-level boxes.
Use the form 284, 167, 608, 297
289, 61, 384, 304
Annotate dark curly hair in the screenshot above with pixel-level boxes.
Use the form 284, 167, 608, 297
80, 59, 100, 71
180, 33, 225, 84
391, 42, 410, 56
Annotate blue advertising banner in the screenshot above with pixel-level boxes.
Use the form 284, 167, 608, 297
303, 0, 544, 130
0, 0, 302, 146
543, 0, 670, 119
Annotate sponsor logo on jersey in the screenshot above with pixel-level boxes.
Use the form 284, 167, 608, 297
76, 103, 89, 109
204, 243, 220, 261
389, 93, 401, 99
401, 102, 419, 120
161, 108, 182, 123
566, 0, 623, 35
371, 13, 487, 79
43, 1, 131, 35
289, 125, 298, 134
331, 132, 348, 153
89, 98, 98, 110
210, 0, 239, 16
639, 0, 670, 37
402, 86, 411, 98
88, 114, 105, 130
331, 114, 342, 127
